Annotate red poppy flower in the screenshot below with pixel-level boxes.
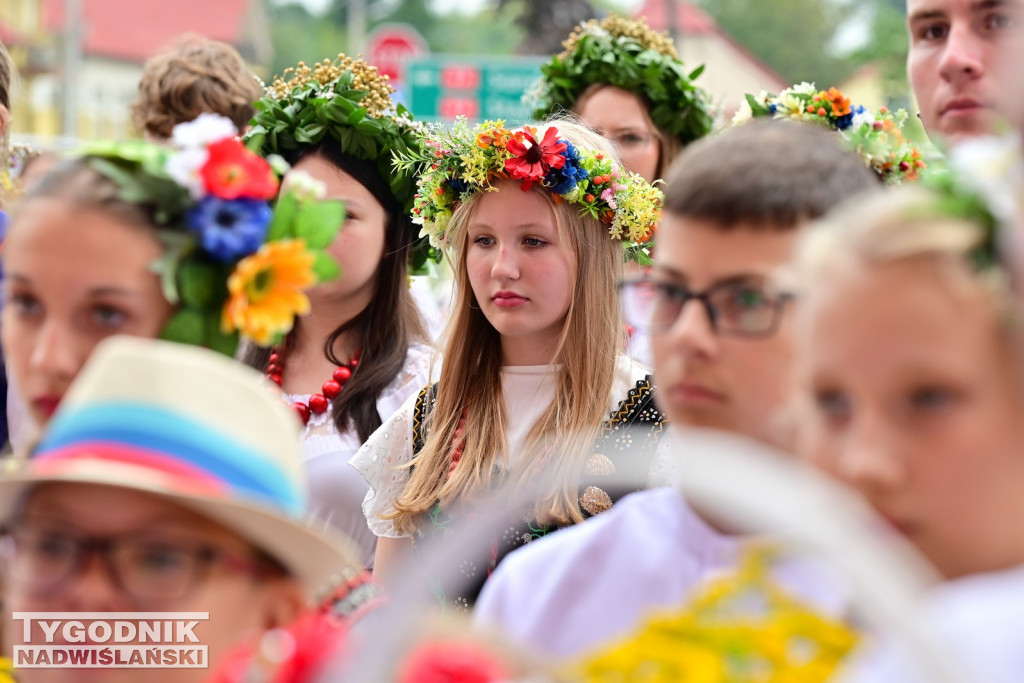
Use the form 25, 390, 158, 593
504, 127, 567, 191
201, 137, 279, 200
396, 641, 508, 683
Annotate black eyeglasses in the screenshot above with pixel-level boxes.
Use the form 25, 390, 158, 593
619, 277, 795, 338
1, 523, 278, 603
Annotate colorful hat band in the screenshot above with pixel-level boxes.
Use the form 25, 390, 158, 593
33, 402, 304, 517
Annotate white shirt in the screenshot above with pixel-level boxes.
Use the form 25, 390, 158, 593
287, 342, 433, 567
349, 355, 654, 539
475, 482, 847, 659
842, 565, 1024, 683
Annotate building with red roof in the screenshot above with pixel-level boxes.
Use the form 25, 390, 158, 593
634, 0, 787, 112
8, 0, 268, 141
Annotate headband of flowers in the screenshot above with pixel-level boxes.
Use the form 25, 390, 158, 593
926, 136, 1024, 272
244, 54, 441, 273
80, 113, 344, 354
732, 82, 926, 184
569, 546, 858, 681
392, 118, 665, 265
527, 14, 714, 146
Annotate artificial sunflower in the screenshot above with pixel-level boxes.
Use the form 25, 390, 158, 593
222, 239, 317, 345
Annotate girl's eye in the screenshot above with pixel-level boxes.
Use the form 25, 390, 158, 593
814, 389, 852, 419
8, 292, 42, 317
524, 237, 547, 248
473, 236, 495, 247
91, 305, 128, 328
909, 386, 954, 411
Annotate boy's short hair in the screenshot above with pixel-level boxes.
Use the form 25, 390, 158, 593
131, 35, 263, 139
662, 120, 879, 230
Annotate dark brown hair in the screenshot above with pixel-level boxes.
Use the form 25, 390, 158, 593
662, 120, 879, 230
131, 35, 262, 139
243, 140, 426, 443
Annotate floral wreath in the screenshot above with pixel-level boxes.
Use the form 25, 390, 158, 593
569, 546, 859, 682
733, 82, 926, 184
79, 113, 344, 354
527, 14, 714, 146
392, 118, 665, 265
243, 54, 441, 273
927, 135, 1024, 272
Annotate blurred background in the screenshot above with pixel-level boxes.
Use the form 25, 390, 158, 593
0, 0, 922, 145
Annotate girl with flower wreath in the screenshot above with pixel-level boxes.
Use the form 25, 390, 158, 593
531, 15, 714, 185
241, 55, 439, 569
1, 113, 340, 445
351, 118, 668, 607
793, 173, 1024, 682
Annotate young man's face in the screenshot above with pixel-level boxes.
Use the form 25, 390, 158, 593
649, 214, 799, 448
907, 0, 1024, 143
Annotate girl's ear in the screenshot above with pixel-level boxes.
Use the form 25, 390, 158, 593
0, 104, 8, 140
258, 577, 306, 630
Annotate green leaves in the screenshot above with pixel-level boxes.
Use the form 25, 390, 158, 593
312, 252, 341, 282
294, 199, 345, 249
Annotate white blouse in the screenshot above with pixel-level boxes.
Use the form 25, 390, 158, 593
287, 342, 434, 566
349, 355, 653, 539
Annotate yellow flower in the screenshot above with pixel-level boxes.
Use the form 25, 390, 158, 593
222, 239, 316, 345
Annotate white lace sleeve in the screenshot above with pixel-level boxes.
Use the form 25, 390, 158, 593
348, 390, 422, 539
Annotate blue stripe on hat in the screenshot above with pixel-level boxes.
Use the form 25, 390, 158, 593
36, 401, 304, 517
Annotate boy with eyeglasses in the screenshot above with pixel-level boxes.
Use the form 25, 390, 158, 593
473, 120, 880, 658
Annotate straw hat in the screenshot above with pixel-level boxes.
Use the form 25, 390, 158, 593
0, 335, 361, 598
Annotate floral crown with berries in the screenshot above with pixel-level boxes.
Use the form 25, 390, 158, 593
244, 54, 441, 273
79, 113, 344, 355
527, 14, 714, 146
392, 118, 665, 265
732, 82, 927, 184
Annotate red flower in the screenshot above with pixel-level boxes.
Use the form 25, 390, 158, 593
504, 127, 567, 191
202, 137, 279, 200
397, 641, 508, 683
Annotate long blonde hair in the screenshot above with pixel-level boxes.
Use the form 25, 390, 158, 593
390, 121, 624, 532
796, 186, 1014, 319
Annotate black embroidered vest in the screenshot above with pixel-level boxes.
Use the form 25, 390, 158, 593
409, 376, 665, 610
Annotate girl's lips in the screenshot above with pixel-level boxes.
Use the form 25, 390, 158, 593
33, 396, 62, 418
492, 293, 528, 308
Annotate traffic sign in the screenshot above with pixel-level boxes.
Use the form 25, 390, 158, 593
406, 56, 546, 124
367, 23, 429, 87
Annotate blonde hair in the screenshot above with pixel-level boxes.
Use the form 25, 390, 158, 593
796, 186, 1012, 315
390, 121, 624, 532
0, 41, 15, 210
131, 35, 262, 139
573, 83, 682, 180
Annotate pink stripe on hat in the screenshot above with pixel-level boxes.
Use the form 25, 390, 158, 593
32, 441, 229, 498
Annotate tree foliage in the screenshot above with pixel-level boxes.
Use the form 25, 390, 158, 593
694, 0, 854, 87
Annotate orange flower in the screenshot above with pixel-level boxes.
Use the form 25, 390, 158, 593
476, 133, 494, 149
826, 87, 852, 117
222, 239, 316, 345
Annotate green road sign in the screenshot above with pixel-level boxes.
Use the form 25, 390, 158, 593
405, 56, 546, 125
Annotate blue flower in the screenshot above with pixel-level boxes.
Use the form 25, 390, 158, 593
544, 141, 586, 195
835, 106, 862, 131
768, 103, 778, 115
186, 196, 271, 262
447, 177, 470, 195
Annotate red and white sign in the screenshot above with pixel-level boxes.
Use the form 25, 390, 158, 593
367, 23, 429, 86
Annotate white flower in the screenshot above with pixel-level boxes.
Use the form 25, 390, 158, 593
731, 99, 753, 125
776, 92, 804, 116
171, 113, 238, 149
851, 109, 875, 130
791, 82, 816, 95
165, 147, 209, 199
280, 169, 327, 201
950, 134, 1023, 226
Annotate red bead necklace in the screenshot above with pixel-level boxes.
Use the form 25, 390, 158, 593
266, 349, 361, 426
